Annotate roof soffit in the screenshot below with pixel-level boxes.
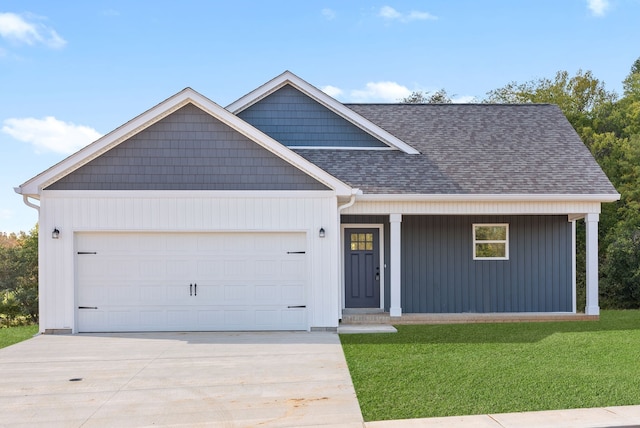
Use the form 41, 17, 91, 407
226, 71, 420, 155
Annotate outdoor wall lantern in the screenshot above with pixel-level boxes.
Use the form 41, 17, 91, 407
319, 227, 326, 238
52, 228, 60, 239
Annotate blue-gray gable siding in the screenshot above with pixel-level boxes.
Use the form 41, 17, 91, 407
46, 104, 329, 191
237, 85, 388, 148
342, 215, 572, 313
401, 215, 572, 313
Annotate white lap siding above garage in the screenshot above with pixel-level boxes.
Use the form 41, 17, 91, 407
39, 191, 340, 333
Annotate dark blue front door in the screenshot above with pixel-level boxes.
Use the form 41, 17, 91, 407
345, 228, 380, 308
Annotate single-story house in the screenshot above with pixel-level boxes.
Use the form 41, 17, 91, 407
15, 71, 619, 334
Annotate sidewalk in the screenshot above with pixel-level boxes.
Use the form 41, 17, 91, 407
365, 405, 640, 427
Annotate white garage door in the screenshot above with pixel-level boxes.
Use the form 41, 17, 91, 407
76, 232, 308, 332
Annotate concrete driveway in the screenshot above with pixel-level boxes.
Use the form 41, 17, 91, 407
0, 332, 364, 427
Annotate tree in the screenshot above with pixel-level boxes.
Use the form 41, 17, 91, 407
400, 89, 453, 103
485, 62, 640, 310
485, 70, 616, 131
0, 226, 38, 325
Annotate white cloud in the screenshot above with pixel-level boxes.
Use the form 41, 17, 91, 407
350, 81, 412, 102
587, 0, 610, 16
2, 117, 102, 154
379, 6, 402, 19
452, 95, 477, 104
379, 5, 437, 23
322, 85, 343, 98
321, 8, 336, 20
0, 208, 11, 221
0, 12, 67, 49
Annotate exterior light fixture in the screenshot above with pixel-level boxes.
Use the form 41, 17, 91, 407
319, 227, 326, 238
52, 228, 60, 239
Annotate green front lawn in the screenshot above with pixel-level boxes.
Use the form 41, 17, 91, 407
340, 311, 640, 421
0, 325, 38, 349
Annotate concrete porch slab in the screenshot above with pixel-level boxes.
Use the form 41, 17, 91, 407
337, 325, 398, 334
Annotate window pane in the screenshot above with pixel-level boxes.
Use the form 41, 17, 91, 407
358, 233, 365, 242
351, 234, 358, 243
475, 226, 506, 241
365, 242, 373, 250
358, 242, 366, 250
350, 243, 358, 251
476, 243, 506, 258
366, 233, 373, 242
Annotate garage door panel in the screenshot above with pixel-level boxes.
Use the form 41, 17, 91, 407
140, 310, 165, 327
282, 309, 306, 326
224, 260, 256, 277
167, 310, 195, 327
196, 260, 224, 277
282, 284, 305, 302
140, 260, 167, 278
140, 285, 166, 302
77, 232, 308, 332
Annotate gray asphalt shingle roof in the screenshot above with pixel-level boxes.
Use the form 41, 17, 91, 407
294, 103, 618, 195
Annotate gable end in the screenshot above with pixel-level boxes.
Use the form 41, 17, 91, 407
45, 104, 330, 191
237, 85, 388, 149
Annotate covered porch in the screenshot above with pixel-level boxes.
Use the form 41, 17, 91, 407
339, 197, 604, 322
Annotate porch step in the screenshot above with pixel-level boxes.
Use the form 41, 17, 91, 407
341, 312, 599, 325
341, 312, 392, 324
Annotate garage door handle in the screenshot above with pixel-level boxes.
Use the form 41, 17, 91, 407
78, 306, 98, 309
287, 305, 306, 308
194, 283, 197, 296
190, 283, 192, 296
287, 251, 305, 254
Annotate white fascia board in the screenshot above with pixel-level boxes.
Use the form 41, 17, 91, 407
357, 193, 621, 203
42, 189, 338, 199
226, 71, 420, 155
17, 87, 353, 197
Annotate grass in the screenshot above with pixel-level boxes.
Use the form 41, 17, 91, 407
340, 310, 640, 421
0, 325, 38, 349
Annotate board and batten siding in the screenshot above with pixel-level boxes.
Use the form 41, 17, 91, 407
38, 190, 340, 333
401, 215, 572, 313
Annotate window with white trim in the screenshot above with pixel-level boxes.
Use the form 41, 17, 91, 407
473, 224, 509, 260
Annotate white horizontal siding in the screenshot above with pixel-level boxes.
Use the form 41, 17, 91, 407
39, 190, 339, 333
343, 200, 602, 216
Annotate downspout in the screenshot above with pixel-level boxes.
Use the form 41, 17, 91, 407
338, 189, 359, 213
336, 188, 361, 322
22, 195, 40, 212
14, 188, 40, 212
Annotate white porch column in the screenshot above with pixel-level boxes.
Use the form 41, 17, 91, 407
389, 213, 402, 317
585, 213, 600, 315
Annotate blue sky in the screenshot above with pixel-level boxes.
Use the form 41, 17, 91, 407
1, 0, 639, 233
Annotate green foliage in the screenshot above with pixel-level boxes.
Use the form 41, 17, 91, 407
0, 325, 38, 349
341, 311, 640, 421
601, 224, 640, 309
0, 226, 38, 326
400, 88, 453, 103
485, 69, 616, 129
486, 59, 640, 310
